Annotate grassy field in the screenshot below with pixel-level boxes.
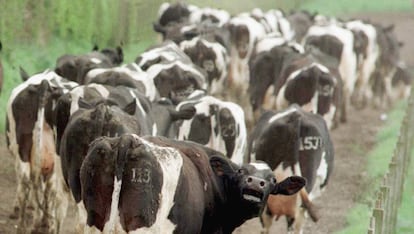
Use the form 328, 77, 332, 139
300, 0, 412, 15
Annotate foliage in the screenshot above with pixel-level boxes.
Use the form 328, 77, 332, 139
300, 0, 412, 16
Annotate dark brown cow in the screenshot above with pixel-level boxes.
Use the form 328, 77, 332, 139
55, 46, 123, 84
80, 134, 306, 233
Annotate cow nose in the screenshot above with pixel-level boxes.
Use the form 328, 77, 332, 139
246, 176, 266, 188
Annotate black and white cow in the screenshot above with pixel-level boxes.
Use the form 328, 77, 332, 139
6, 70, 78, 233
58, 87, 153, 231
176, 93, 247, 164
346, 20, 379, 108
54, 46, 123, 84
390, 61, 412, 100
227, 14, 267, 88
370, 23, 404, 108
248, 104, 334, 234
248, 42, 301, 119
80, 134, 306, 233
303, 22, 357, 122
85, 64, 158, 101
180, 37, 229, 96
273, 54, 340, 129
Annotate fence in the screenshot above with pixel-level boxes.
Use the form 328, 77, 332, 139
367, 84, 414, 234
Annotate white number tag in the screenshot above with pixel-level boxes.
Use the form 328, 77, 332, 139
299, 136, 323, 151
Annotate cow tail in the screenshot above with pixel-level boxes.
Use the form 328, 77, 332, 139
300, 189, 319, 222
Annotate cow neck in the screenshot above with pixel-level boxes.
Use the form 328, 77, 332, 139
209, 174, 261, 234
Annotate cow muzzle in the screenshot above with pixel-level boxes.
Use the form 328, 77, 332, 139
242, 176, 267, 203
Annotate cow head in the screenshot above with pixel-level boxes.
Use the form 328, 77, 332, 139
210, 156, 305, 212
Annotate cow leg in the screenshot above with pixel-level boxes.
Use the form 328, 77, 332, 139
53, 155, 71, 234
16, 174, 33, 234
14, 160, 36, 234
259, 206, 273, 234
292, 207, 306, 234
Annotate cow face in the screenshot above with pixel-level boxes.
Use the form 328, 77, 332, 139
210, 156, 305, 208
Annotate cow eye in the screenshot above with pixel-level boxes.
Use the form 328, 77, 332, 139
237, 168, 245, 174
271, 178, 277, 184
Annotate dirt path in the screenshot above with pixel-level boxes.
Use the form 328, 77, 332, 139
0, 11, 412, 234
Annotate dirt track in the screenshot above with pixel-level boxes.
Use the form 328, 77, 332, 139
0, 11, 413, 234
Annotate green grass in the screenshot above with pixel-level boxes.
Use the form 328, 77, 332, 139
336, 101, 409, 234
396, 144, 414, 234
300, 0, 413, 15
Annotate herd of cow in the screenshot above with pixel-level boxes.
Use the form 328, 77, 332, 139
3, 2, 412, 234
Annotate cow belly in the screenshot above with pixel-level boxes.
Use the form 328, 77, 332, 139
268, 164, 299, 218
40, 122, 55, 177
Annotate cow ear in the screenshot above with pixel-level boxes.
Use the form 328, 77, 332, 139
210, 155, 237, 177
123, 99, 137, 115
153, 22, 166, 35
19, 66, 30, 81
271, 176, 306, 195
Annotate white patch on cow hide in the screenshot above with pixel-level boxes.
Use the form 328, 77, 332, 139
102, 178, 123, 233
129, 135, 183, 234
346, 20, 379, 102
90, 58, 102, 65
189, 7, 230, 27
77, 202, 88, 232
268, 106, 298, 124
250, 162, 271, 171
309, 151, 328, 201
324, 104, 336, 130
128, 90, 147, 117
157, 2, 170, 17
254, 35, 286, 54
